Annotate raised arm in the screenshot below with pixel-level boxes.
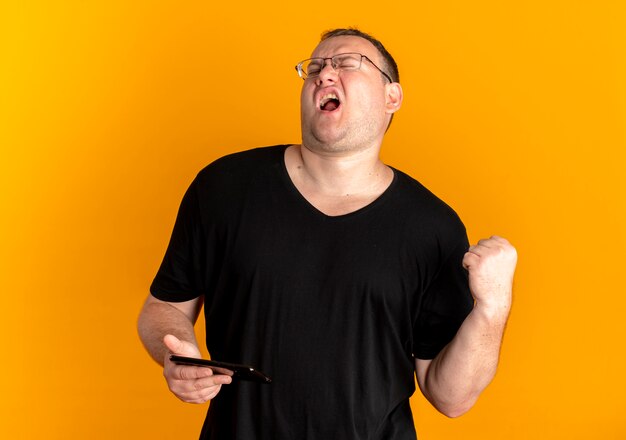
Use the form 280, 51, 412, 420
415, 236, 517, 417
138, 294, 232, 403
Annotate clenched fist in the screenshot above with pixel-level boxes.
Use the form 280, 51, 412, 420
462, 236, 517, 317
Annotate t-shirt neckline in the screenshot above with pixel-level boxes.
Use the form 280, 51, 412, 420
276, 144, 398, 220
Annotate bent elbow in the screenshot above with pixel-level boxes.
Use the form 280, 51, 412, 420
434, 396, 478, 418
440, 404, 471, 418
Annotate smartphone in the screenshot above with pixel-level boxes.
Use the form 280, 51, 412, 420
169, 355, 272, 384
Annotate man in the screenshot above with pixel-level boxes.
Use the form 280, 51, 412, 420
138, 28, 517, 439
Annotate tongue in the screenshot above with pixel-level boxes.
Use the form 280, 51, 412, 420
322, 99, 339, 111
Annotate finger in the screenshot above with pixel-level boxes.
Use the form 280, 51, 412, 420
474, 237, 516, 259
193, 374, 233, 389
163, 334, 184, 354
163, 335, 202, 368
175, 374, 231, 394
489, 235, 510, 244
176, 364, 215, 380
180, 384, 224, 404
480, 236, 512, 248
173, 383, 221, 403
468, 237, 501, 256
172, 375, 232, 403
465, 243, 485, 259
462, 251, 480, 270
163, 334, 202, 358
165, 363, 214, 383
477, 236, 505, 249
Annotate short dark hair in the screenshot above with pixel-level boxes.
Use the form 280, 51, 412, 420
320, 28, 399, 84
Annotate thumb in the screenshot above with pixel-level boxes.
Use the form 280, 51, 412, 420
163, 334, 201, 357
462, 251, 477, 271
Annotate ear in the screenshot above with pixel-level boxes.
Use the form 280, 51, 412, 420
384, 82, 403, 114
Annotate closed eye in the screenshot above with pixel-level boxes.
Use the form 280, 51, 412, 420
333, 54, 361, 69
307, 62, 323, 76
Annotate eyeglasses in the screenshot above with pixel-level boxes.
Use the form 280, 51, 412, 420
295, 52, 392, 83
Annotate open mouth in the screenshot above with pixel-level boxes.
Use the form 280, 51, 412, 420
319, 93, 341, 112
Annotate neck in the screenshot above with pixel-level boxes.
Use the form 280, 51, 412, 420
292, 143, 390, 197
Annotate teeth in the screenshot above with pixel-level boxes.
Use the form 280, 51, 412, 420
319, 93, 339, 108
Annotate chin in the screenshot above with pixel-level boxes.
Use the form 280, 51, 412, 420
303, 125, 350, 148
302, 135, 348, 154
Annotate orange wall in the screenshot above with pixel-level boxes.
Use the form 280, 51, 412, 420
1, 1, 625, 439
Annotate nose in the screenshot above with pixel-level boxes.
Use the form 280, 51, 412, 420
316, 59, 338, 84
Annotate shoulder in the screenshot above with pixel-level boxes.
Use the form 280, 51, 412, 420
389, 168, 468, 249
183, 145, 289, 211
392, 169, 463, 223
189, 145, 289, 192
196, 145, 288, 180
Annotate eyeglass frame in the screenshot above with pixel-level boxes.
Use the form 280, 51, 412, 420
295, 52, 393, 83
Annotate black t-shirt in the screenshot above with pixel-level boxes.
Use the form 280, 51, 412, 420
151, 145, 473, 440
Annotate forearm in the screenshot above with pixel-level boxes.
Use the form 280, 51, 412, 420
137, 297, 201, 366
420, 304, 509, 417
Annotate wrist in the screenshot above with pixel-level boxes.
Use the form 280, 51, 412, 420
472, 299, 511, 326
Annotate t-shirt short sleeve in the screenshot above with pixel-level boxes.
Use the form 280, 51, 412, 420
150, 178, 208, 302
412, 229, 474, 360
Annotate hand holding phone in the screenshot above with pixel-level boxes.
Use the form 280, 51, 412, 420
169, 355, 272, 384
